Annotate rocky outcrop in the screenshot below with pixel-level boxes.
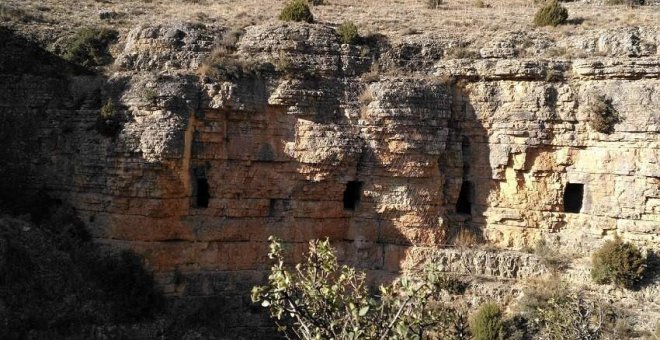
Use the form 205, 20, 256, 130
1, 22, 659, 334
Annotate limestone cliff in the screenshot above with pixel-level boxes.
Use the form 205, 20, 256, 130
0, 22, 658, 334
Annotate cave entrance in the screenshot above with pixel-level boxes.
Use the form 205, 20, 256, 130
456, 181, 473, 215
343, 181, 363, 211
196, 178, 210, 208
564, 183, 583, 213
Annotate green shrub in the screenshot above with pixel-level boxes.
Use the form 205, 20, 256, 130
533, 1, 568, 27
61, 27, 118, 67
337, 21, 359, 45
309, 0, 324, 4
469, 303, 505, 340
591, 237, 646, 289
252, 237, 462, 339
96, 99, 124, 137
427, 0, 443, 9
585, 94, 621, 134
279, 0, 314, 23
100, 99, 116, 119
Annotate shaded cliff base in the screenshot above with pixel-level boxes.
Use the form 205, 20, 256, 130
0, 199, 271, 339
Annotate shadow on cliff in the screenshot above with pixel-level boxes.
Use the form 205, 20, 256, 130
443, 81, 493, 248
0, 27, 236, 339
0, 26, 124, 212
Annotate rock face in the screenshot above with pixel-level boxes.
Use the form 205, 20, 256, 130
0, 22, 659, 333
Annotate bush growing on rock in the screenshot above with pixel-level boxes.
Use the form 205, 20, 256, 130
337, 21, 360, 45
469, 303, 505, 340
591, 237, 646, 289
585, 94, 621, 134
252, 236, 464, 339
197, 47, 268, 81
96, 99, 124, 137
533, 1, 568, 27
60, 27, 118, 67
279, 0, 314, 23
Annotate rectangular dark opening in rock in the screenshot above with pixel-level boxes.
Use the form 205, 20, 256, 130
456, 181, 473, 215
564, 183, 583, 213
196, 178, 210, 208
343, 181, 363, 211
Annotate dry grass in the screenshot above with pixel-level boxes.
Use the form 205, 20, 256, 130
2, 0, 659, 46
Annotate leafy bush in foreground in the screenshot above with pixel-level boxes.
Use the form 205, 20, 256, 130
252, 236, 462, 339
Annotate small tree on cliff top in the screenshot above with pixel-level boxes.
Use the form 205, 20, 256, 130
252, 236, 461, 339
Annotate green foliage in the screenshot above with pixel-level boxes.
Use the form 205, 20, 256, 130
252, 236, 461, 339
535, 293, 604, 340
591, 237, 646, 289
279, 0, 314, 23
96, 99, 124, 137
533, 1, 568, 27
469, 303, 505, 340
100, 99, 116, 118
337, 21, 360, 45
585, 94, 621, 134
61, 27, 118, 67
143, 89, 158, 104
427, 0, 444, 9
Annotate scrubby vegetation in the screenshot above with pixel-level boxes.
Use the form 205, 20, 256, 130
279, 0, 314, 23
517, 278, 616, 339
591, 237, 646, 289
96, 99, 125, 137
533, 1, 568, 27
605, 0, 645, 5
534, 239, 569, 273
337, 21, 360, 45
585, 94, 622, 134
0, 202, 163, 338
252, 237, 466, 339
59, 27, 118, 67
0, 4, 44, 23
427, 0, 444, 9
469, 303, 505, 340
197, 47, 270, 81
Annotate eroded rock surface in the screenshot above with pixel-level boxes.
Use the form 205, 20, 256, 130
1, 22, 659, 334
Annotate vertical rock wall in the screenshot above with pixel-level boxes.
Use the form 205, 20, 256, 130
1, 23, 659, 333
